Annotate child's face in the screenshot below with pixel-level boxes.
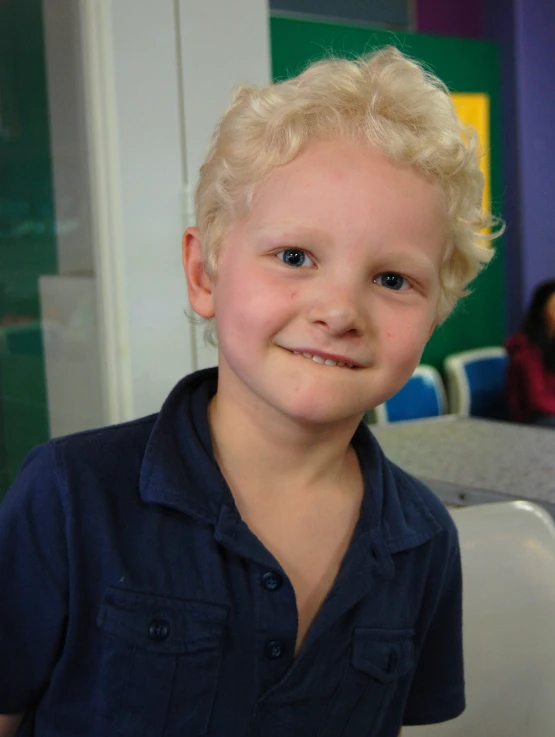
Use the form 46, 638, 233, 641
545, 292, 555, 337
194, 137, 446, 426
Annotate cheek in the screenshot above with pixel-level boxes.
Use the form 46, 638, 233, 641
383, 311, 431, 338
383, 318, 433, 359
214, 269, 290, 339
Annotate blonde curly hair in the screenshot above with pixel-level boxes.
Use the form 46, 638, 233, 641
194, 46, 503, 340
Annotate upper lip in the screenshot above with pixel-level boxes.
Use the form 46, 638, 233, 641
285, 347, 365, 368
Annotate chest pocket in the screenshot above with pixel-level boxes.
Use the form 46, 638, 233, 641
318, 628, 414, 737
97, 587, 228, 737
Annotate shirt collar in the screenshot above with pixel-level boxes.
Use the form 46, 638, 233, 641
353, 422, 443, 553
140, 368, 442, 556
140, 368, 226, 524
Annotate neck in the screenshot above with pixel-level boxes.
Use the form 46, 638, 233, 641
208, 387, 362, 501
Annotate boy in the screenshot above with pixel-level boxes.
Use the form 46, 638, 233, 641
0, 47, 500, 736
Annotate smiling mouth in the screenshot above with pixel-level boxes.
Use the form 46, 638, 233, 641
287, 349, 360, 369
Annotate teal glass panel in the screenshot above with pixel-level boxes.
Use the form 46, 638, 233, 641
0, 0, 57, 497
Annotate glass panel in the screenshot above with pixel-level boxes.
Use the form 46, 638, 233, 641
0, 0, 98, 498
0, 0, 55, 496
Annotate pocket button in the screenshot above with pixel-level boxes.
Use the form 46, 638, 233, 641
148, 618, 171, 642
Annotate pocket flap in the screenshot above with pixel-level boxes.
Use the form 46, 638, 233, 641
351, 628, 414, 684
97, 586, 228, 655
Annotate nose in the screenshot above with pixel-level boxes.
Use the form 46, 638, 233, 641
307, 284, 365, 337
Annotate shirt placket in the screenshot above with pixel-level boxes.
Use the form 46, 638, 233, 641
214, 503, 299, 703
252, 562, 298, 700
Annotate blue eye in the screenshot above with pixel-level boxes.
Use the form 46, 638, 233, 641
374, 273, 410, 291
277, 249, 314, 268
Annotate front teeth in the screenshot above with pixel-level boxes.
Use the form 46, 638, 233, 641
295, 351, 354, 368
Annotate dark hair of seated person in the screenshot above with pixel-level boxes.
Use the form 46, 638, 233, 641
521, 280, 555, 373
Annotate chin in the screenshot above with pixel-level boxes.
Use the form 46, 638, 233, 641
276, 393, 367, 427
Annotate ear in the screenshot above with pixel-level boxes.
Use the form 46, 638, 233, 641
182, 227, 215, 318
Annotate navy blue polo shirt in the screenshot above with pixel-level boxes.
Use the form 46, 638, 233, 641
0, 368, 464, 737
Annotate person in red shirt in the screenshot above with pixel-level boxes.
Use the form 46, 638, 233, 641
505, 280, 555, 425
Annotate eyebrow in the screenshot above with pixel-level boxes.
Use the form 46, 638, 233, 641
246, 223, 333, 245
375, 249, 438, 274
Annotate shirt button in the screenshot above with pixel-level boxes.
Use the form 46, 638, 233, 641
148, 619, 170, 642
261, 571, 283, 591
265, 639, 285, 659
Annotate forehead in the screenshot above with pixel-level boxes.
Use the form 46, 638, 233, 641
244, 138, 447, 252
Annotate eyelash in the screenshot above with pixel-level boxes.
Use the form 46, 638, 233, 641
373, 273, 411, 291
276, 248, 315, 268
276, 249, 412, 291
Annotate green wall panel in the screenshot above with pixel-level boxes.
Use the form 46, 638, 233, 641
0, 0, 56, 498
270, 16, 505, 373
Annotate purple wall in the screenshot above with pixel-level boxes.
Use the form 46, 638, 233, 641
513, 0, 555, 305
484, 0, 523, 331
416, 0, 484, 38
418, 0, 555, 331
486, 0, 555, 324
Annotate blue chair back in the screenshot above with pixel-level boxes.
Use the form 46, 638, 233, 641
444, 347, 508, 419
374, 365, 446, 423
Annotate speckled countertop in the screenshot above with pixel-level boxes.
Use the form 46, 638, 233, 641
371, 415, 555, 503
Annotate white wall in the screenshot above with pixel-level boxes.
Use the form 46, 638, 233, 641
42, 0, 270, 429
177, 0, 271, 368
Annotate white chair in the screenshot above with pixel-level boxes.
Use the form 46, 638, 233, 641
444, 347, 508, 419
372, 365, 447, 424
405, 501, 555, 737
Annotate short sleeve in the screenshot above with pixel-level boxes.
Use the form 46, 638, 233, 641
402, 535, 465, 725
0, 443, 68, 713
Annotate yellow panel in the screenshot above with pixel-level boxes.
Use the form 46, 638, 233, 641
450, 93, 491, 230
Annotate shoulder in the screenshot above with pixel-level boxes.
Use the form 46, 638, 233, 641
383, 453, 458, 557
505, 332, 528, 350
51, 413, 158, 477
356, 422, 456, 543
506, 332, 540, 361
3, 414, 159, 523
355, 422, 458, 562
392, 461, 456, 540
